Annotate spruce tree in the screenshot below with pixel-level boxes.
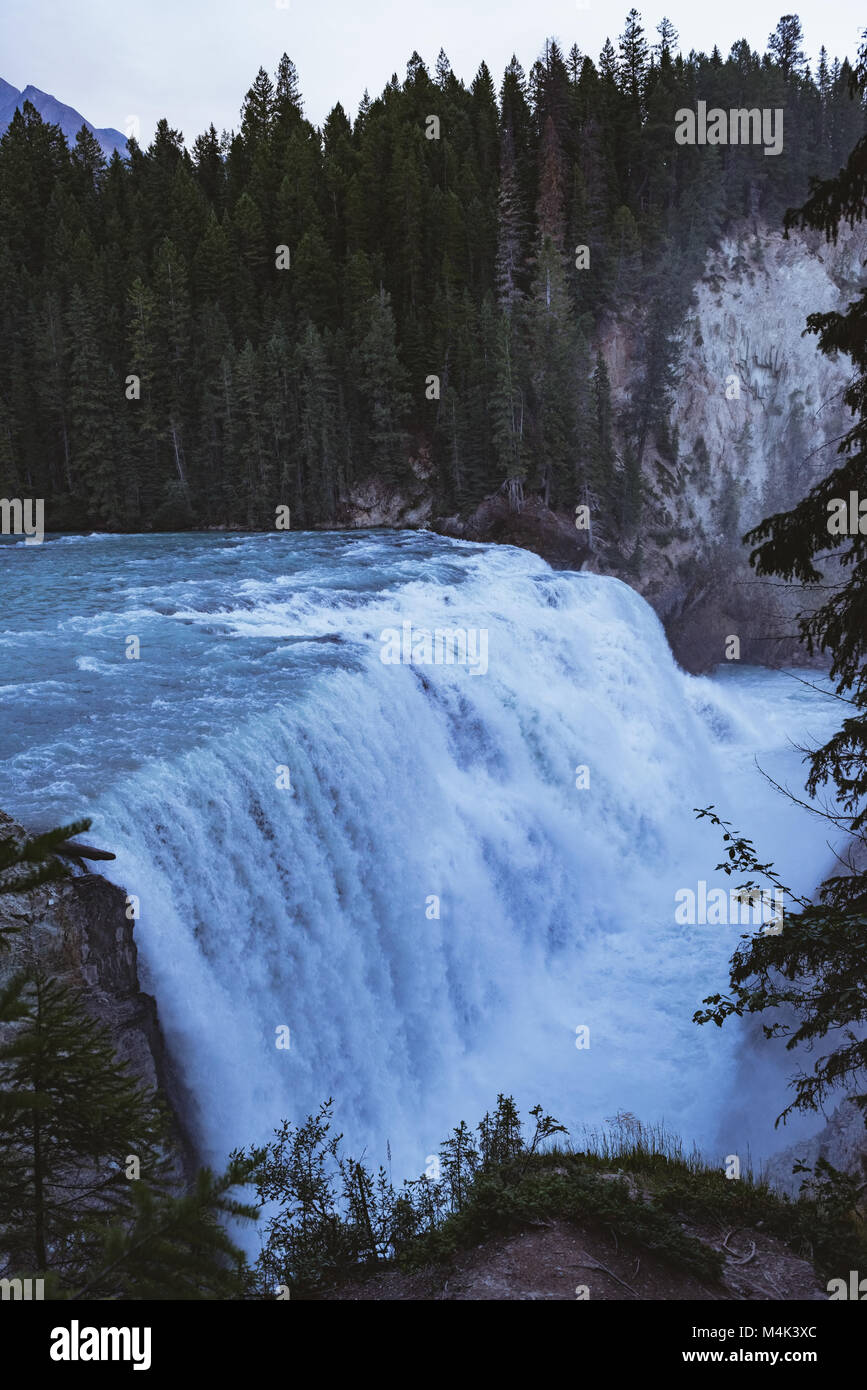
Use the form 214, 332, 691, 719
767, 14, 809, 81
0, 969, 170, 1279
70, 1159, 259, 1300
275, 54, 304, 129
696, 34, 867, 1123
590, 352, 617, 514
0, 819, 91, 900
0, 28, 861, 533
356, 287, 411, 487
491, 310, 526, 507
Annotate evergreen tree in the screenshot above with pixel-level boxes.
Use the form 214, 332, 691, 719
0, 970, 170, 1279
356, 288, 411, 486
491, 310, 526, 507
618, 7, 650, 113
275, 54, 304, 129
654, 17, 679, 63
240, 67, 276, 149
435, 49, 452, 89
0, 820, 91, 956
697, 33, 867, 1122
599, 38, 619, 85
0, 819, 91, 899
494, 129, 527, 314
767, 14, 808, 80
65, 285, 125, 525
590, 352, 617, 515
69, 1159, 258, 1300
0, 30, 860, 533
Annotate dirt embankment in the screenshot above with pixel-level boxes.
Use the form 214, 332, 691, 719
326, 1209, 826, 1302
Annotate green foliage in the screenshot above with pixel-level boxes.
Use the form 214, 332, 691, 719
241, 1095, 567, 1294
642, 1154, 866, 1283
414, 1163, 723, 1285
0, 818, 91, 906
557, 1113, 867, 1283
0, 963, 258, 1298
692, 32, 867, 1133
65, 1158, 259, 1300
692, 807, 867, 1125
240, 1095, 867, 1296
0, 824, 257, 1300
0, 968, 172, 1278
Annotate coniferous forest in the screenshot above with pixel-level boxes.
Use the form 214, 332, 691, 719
0, 13, 864, 533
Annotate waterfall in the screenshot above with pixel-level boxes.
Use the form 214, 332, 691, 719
25, 533, 827, 1184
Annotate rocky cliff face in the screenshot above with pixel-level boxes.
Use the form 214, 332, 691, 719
669, 223, 864, 525
436, 492, 592, 569
609, 220, 866, 672
330, 445, 436, 529
765, 1098, 867, 1199
336, 219, 866, 674
0, 810, 193, 1172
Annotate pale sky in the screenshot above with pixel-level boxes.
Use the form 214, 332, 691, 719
3, 0, 865, 144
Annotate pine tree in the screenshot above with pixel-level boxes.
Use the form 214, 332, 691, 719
0, 34, 859, 534
294, 322, 340, 519
526, 233, 581, 509
618, 8, 649, 113
69, 126, 107, 201
191, 125, 225, 210
696, 34, 867, 1123
0, 956, 257, 1298
240, 67, 275, 149
70, 1159, 259, 1300
356, 287, 411, 486
499, 56, 534, 215
0, 819, 92, 899
0, 820, 91, 957
275, 54, 304, 129
0, 970, 171, 1280
65, 285, 124, 526
152, 236, 193, 505
494, 130, 527, 314
126, 274, 163, 519
490, 310, 525, 507
599, 38, 619, 85
767, 14, 808, 81
590, 352, 617, 516
654, 17, 679, 63
0, 101, 69, 271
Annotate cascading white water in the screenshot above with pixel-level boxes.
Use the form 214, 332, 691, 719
0, 531, 842, 1187
79, 541, 839, 1181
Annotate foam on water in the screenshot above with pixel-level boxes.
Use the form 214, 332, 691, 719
0, 531, 843, 1185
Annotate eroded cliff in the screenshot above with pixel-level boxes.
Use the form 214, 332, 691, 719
0, 809, 193, 1172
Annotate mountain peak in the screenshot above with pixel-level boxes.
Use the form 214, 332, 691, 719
0, 79, 127, 158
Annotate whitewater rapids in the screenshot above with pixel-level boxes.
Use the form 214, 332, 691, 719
0, 530, 843, 1181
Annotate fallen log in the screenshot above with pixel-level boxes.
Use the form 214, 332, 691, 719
53, 841, 116, 862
